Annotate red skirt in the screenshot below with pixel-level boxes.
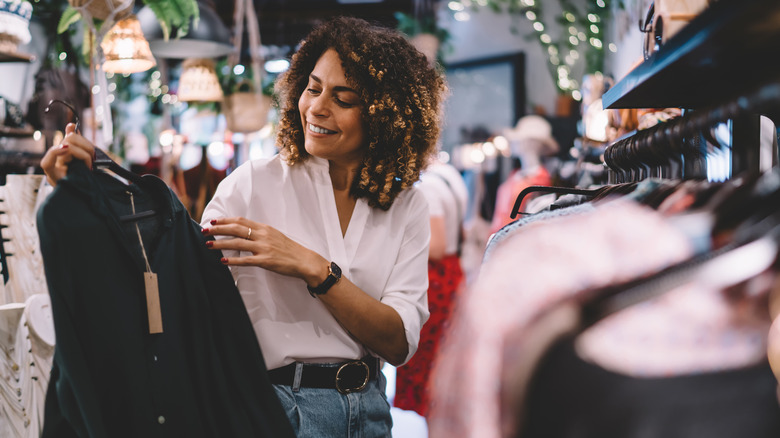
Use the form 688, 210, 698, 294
394, 254, 464, 417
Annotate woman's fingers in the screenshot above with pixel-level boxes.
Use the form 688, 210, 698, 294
205, 236, 256, 252
203, 223, 254, 240
40, 123, 97, 186
205, 217, 260, 239
203, 218, 308, 276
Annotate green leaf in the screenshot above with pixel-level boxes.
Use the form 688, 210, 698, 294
57, 7, 81, 34
144, 1, 171, 40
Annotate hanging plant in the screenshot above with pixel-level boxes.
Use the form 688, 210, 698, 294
58, 0, 199, 41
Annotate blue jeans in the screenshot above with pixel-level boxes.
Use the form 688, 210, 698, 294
272, 370, 393, 437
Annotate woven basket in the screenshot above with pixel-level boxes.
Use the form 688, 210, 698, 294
224, 92, 272, 133
68, 0, 131, 20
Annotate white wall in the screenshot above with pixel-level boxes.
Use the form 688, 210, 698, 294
439, 6, 562, 116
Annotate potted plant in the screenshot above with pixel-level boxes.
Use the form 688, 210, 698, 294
394, 11, 450, 64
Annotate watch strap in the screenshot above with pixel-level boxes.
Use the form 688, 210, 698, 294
307, 262, 341, 297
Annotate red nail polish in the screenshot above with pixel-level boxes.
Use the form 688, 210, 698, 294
60, 144, 69, 149
220, 257, 228, 264
205, 241, 213, 248
210, 219, 218, 225
201, 228, 209, 234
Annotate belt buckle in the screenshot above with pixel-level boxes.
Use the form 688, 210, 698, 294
335, 360, 369, 394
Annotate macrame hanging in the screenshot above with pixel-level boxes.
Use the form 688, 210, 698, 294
223, 0, 271, 133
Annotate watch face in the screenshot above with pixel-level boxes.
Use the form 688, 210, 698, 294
330, 262, 342, 278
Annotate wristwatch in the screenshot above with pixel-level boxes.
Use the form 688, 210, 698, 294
308, 261, 342, 298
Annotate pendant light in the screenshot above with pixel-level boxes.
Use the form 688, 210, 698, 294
177, 58, 223, 102
137, 0, 233, 59
101, 14, 157, 74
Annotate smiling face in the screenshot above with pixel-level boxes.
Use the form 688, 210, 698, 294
298, 49, 366, 169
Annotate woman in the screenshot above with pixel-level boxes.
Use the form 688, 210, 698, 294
42, 16, 447, 437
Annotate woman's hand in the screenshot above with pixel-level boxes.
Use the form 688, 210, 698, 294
203, 217, 327, 286
40, 123, 95, 187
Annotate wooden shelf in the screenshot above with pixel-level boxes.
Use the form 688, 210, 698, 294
603, 0, 780, 110
0, 50, 34, 63
0, 126, 35, 138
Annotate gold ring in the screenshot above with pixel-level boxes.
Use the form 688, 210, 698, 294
247, 227, 252, 239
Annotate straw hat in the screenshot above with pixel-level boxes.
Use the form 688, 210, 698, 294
503, 115, 559, 157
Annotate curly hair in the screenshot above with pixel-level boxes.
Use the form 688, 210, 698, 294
275, 16, 447, 210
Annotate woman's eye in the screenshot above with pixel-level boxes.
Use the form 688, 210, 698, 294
335, 98, 355, 108
307, 88, 321, 95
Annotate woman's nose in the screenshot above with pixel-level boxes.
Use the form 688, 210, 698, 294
308, 94, 330, 117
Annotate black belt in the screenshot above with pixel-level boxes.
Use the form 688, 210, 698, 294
268, 356, 380, 394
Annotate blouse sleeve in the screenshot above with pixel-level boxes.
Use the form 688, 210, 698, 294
379, 188, 431, 365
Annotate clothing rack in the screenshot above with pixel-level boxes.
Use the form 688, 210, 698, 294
604, 81, 780, 184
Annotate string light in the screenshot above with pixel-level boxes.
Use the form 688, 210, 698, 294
447, 0, 614, 97
448, 1, 465, 11
454, 11, 471, 21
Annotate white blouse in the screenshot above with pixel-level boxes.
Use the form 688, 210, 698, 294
201, 154, 431, 369
417, 162, 468, 255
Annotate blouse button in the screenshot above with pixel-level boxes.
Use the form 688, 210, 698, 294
157, 415, 165, 424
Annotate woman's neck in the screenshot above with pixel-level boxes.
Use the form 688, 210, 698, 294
328, 161, 359, 192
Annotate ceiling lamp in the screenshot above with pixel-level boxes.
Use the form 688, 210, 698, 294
137, 0, 232, 59
101, 14, 157, 74
178, 58, 224, 102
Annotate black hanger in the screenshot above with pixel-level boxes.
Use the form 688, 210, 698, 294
45, 99, 147, 186
45, 99, 156, 222
510, 185, 606, 219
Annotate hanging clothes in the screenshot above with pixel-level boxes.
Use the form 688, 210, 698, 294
36, 161, 294, 438
427, 190, 780, 438
521, 335, 780, 438
429, 199, 694, 438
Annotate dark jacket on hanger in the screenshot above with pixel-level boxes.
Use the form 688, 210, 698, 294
37, 161, 294, 438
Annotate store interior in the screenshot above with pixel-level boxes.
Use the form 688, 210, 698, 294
1, 0, 780, 436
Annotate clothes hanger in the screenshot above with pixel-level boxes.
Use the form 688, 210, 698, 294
45, 99, 148, 186
45, 99, 156, 221
510, 185, 607, 219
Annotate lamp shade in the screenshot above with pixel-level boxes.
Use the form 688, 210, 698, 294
138, 0, 233, 59
178, 58, 223, 102
101, 14, 157, 74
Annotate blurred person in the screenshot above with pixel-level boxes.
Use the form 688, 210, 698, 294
394, 156, 469, 418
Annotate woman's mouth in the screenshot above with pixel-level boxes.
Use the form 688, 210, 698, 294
308, 123, 337, 134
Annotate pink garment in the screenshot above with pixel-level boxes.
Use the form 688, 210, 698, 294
491, 167, 552, 234
428, 199, 695, 438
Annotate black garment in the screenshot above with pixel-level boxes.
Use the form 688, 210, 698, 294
37, 162, 294, 438
521, 336, 780, 438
